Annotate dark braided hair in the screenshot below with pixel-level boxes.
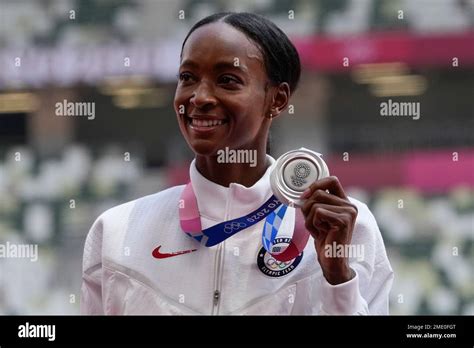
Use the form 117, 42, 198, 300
181, 12, 301, 94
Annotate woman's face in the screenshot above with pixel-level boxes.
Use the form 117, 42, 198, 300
174, 22, 273, 157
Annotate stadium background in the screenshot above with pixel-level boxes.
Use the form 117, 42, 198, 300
0, 0, 473, 314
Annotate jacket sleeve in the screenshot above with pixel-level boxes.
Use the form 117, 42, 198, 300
317, 200, 394, 315
80, 215, 105, 315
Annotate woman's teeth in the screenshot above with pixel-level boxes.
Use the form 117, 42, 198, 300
190, 118, 224, 127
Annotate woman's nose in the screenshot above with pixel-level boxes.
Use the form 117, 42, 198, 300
190, 82, 217, 108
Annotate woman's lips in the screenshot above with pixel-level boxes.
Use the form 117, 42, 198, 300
185, 116, 228, 133
190, 118, 224, 127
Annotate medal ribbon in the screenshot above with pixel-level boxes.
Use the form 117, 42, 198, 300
179, 182, 309, 261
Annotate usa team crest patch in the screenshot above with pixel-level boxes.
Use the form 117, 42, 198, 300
257, 237, 303, 277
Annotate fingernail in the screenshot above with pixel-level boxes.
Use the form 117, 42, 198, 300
301, 188, 311, 199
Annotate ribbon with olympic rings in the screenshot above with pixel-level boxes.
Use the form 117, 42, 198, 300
179, 182, 309, 261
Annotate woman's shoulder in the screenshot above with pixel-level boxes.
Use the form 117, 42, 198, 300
348, 196, 381, 242
83, 185, 186, 269
98, 184, 186, 222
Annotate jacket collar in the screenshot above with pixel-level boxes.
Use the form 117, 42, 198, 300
189, 155, 276, 221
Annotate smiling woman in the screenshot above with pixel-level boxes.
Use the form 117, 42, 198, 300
81, 12, 393, 315
175, 12, 299, 187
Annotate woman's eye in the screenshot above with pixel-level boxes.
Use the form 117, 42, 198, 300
178, 72, 194, 82
218, 75, 241, 86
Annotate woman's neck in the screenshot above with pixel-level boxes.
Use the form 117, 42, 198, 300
195, 150, 269, 188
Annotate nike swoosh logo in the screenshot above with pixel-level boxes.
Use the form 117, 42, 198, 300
152, 245, 197, 259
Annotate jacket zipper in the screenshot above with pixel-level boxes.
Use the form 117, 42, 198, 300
212, 189, 231, 315
211, 241, 224, 314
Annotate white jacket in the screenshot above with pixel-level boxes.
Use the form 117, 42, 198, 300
81, 155, 393, 315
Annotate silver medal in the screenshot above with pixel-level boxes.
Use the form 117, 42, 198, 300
270, 147, 330, 207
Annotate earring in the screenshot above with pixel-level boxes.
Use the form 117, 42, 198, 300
269, 113, 273, 119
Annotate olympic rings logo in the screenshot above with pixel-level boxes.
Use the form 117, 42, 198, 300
294, 162, 311, 179
266, 258, 292, 270
291, 162, 311, 187
223, 221, 246, 234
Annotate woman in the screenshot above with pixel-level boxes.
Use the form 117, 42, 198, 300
81, 12, 393, 315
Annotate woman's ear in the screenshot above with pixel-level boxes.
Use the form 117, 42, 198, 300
268, 82, 290, 119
